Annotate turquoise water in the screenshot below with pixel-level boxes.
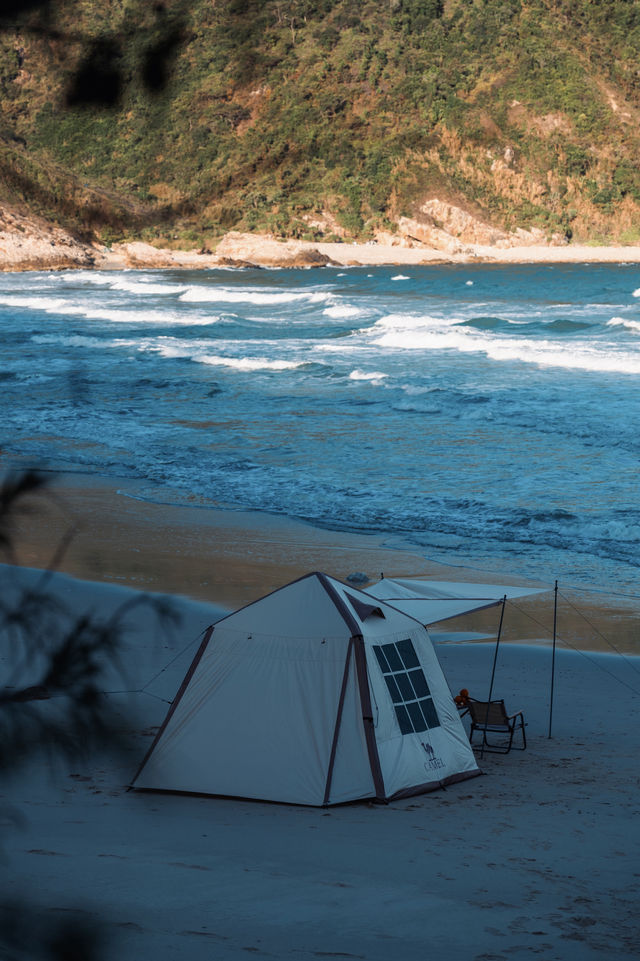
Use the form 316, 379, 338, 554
2, 262, 639, 593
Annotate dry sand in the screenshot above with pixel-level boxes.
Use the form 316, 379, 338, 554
4, 213, 640, 271
97, 234, 640, 270
2, 562, 639, 961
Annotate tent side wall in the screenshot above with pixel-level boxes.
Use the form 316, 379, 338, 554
133, 626, 369, 806
363, 624, 480, 800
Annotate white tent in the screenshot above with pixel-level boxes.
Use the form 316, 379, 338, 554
365, 577, 547, 625
132, 572, 480, 806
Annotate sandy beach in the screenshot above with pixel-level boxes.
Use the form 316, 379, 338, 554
74, 235, 640, 270
2, 553, 639, 960
5, 210, 640, 271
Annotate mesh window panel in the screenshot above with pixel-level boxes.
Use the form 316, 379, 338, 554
394, 704, 414, 735
396, 637, 420, 669
409, 668, 430, 699
384, 674, 403, 704
406, 700, 428, 733
395, 672, 415, 701
372, 639, 440, 735
373, 646, 390, 673
381, 643, 404, 672
420, 698, 440, 729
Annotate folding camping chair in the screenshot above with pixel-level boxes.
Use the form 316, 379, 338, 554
465, 698, 526, 754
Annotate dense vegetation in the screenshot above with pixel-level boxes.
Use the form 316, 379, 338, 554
1, 0, 640, 245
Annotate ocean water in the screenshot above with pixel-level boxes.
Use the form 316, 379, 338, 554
1, 262, 640, 595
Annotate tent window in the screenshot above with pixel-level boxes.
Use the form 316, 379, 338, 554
395, 672, 415, 701
372, 639, 441, 735
394, 704, 414, 736
396, 638, 420, 669
420, 698, 439, 729
408, 668, 430, 699
380, 643, 404, 672
384, 674, 403, 703
407, 700, 428, 732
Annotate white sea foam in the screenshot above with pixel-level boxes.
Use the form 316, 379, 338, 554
372, 312, 449, 331
198, 354, 304, 372
465, 280, 474, 286
180, 286, 333, 305
370, 315, 640, 374
482, 339, 640, 374
108, 277, 188, 296
31, 334, 137, 350
313, 342, 363, 354
141, 337, 305, 371
323, 304, 368, 319
58, 271, 187, 296
0, 293, 217, 326
607, 317, 640, 334
349, 369, 388, 382
0, 295, 73, 312
633, 288, 640, 298
391, 274, 410, 281
59, 271, 116, 285
78, 307, 218, 326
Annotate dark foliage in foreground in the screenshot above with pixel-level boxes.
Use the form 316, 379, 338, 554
0, 470, 177, 960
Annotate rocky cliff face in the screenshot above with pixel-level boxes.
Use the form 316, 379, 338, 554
0, 206, 96, 270
396, 199, 568, 253
1, 0, 639, 249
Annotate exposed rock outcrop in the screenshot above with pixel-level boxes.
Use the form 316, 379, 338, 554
396, 199, 568, 251
102, 241, 220, 269
214, 232, 337, 267
0, 205, 96, 271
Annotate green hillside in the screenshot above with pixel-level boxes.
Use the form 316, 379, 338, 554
1, 0, 640, 246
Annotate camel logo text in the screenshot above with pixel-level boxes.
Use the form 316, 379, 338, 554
421, 741, 445, 771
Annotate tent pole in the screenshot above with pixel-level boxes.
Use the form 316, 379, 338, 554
481, 595, 506, 759
487, 595, 506, 703
548, 579, 558, 739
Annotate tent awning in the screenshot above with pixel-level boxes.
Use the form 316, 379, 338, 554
364, 577, 548, 625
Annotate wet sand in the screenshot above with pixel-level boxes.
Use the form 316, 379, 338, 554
7, 469, 639, 654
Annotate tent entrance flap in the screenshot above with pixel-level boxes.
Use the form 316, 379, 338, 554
353, 634, 386, 801
323, 637, 354, 805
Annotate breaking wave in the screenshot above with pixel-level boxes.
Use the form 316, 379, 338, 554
607, 317, 640, 334
180, 286, 334, 305
370, 313, 640, 374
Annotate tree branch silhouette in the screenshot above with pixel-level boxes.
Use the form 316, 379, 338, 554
0, 471, 180, 959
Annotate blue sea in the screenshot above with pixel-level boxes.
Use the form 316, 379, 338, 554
2, 262, 640, 596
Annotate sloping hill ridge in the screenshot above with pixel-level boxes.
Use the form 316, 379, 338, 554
1, 0, 640, 249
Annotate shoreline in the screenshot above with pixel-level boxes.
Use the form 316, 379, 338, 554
4, 221, 640, 271
5, 468, 638, 654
